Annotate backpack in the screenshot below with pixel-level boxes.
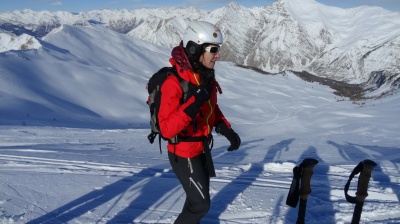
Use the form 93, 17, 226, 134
146, 67, 192, 153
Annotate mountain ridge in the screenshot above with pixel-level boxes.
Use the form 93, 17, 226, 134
0, 0, 399, 93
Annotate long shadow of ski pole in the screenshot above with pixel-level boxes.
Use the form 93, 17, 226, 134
27, 165, 178, 224
208, 138, 295, 222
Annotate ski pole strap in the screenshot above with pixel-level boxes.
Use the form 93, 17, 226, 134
344, 161, 363, 204
286, 165, 301, 207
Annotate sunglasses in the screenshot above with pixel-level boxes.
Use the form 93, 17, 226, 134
204, 45, 220, 54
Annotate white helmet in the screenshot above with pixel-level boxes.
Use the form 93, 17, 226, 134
183, 21, 223, 48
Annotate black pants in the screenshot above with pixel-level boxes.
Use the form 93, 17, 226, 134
168, 151, 210, 224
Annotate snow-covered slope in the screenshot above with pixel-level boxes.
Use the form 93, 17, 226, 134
1, 0, 399, 90
0, 23, 398, 132
0, 25, 170, 128
0, 32, 41, 51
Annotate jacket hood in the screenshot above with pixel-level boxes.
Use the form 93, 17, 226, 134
171, 41, 193, 71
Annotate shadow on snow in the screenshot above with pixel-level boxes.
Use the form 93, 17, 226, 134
26, 164, 180, 224
208, 138, 295, 223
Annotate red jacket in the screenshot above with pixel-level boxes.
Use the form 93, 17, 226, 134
158, 43, 230, 158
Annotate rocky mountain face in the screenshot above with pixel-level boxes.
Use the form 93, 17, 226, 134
1, 0, 399, 93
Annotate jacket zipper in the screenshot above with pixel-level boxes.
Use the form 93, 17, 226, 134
192, 72, 213, 135
206, 99, 213, 134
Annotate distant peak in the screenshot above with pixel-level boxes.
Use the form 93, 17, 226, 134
278, 0, 319, 7
279, 0, 317, 3
228, 2, 239, 6
226, 2, 243, 10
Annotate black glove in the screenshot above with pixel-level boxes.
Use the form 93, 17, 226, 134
215, 121, 241, 151
183, 81, 213, 119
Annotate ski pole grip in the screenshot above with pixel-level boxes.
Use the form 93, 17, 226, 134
356, 159, 377, 202
299, 158, 318, 200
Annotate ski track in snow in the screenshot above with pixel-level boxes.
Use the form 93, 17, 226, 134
0, 127, 399, 223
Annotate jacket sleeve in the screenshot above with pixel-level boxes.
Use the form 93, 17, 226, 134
158, 76, 194, 139
214, 103, 231, 129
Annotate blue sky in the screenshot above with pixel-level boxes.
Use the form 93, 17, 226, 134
0, 0, 399, 12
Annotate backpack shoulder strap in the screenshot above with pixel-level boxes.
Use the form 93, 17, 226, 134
168, 68, 195, 103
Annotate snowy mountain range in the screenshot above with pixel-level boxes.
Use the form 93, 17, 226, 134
0, 0, 400, 92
